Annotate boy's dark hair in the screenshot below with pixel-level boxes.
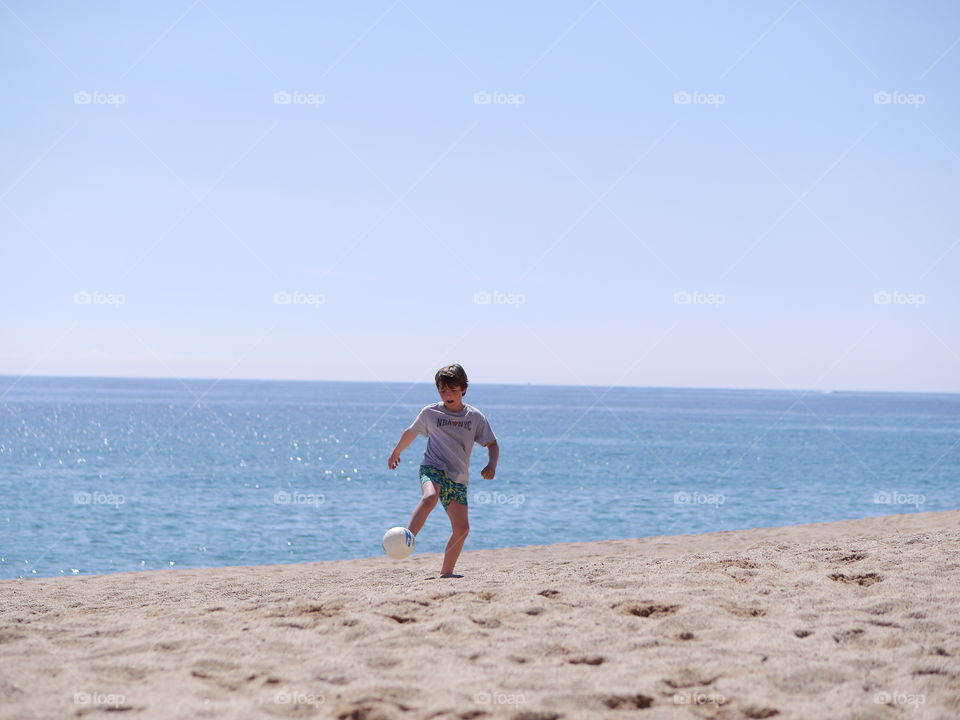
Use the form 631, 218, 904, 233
435, 364, 468, 391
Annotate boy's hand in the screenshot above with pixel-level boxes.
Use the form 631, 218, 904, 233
388, 452, 401, 470
480, 465, 495, 480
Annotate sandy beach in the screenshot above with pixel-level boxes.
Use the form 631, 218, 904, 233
1, 510, 958, 720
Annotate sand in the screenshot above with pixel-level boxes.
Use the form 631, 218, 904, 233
1, 510, 958, 720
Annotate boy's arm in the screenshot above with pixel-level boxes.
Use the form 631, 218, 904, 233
480, 440, 499, 479
388, 429, 420, 469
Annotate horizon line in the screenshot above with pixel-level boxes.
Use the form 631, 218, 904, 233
1, 372, 957, 397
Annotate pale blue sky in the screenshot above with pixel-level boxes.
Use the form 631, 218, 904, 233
2, 1, 958, 392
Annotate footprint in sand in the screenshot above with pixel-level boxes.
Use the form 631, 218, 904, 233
913, 667, 950, 676
386, 614, 417, 624
723, 604, 767, 618
568, 655, 604, 665
332, 696, 412, 719
838, 552, 867, 563
313, 675, 351, 686
150, 639, 188, 652
190, 659, 245, 691
613, 602, 680, 618
828, 573, 882, 587
262, 603, 343, 629
865, 600, 900, 615
832, 628, 865, 644
470, 617, 501, 629
430, 591, 495, 604
602, 693, 654, 709
661, 670, 720, 690
379, 598, 430, 625
743, 706, 780, 718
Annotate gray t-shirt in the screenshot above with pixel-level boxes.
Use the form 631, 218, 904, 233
406, 402, 497, 485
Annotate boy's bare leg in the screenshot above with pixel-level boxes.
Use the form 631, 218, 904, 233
440, 500, 469, 576
408, 481, 438, 536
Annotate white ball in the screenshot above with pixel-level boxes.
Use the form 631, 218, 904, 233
382, 526, 415, 559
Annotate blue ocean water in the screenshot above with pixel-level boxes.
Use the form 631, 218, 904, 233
1, 376, 957, 580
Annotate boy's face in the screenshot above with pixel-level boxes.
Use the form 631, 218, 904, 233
438, 383, 466, 409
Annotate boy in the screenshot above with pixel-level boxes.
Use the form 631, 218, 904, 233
387, 364, 499, 578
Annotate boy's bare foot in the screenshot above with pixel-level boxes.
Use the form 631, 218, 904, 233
439, 573, 463, 578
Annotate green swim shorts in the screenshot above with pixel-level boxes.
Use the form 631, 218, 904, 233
419, 465, 467, 510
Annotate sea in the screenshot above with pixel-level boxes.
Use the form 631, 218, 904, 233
1, 376, 957, 580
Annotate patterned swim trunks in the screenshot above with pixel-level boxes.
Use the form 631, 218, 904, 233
419, 465, 468, 510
